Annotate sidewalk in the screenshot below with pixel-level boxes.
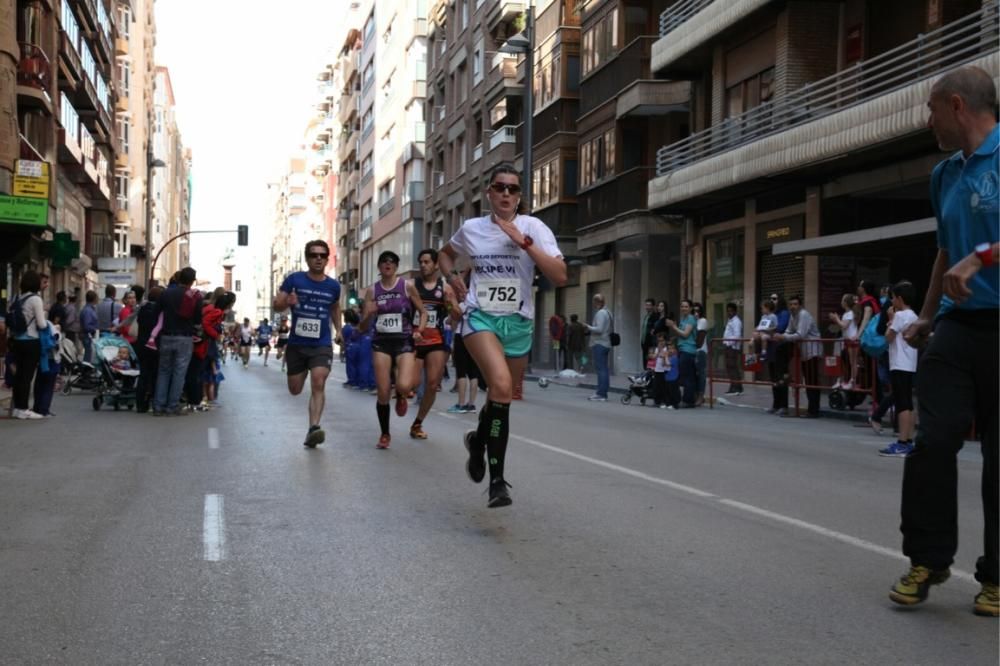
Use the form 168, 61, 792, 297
525, 367, 873, 423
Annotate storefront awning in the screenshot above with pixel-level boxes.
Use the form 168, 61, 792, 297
771, 217, 937, 256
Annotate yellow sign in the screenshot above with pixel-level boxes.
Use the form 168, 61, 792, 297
766, 227, 791, 240
13, 160, 50, 200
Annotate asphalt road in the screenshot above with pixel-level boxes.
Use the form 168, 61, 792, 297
1, 354, 996, 665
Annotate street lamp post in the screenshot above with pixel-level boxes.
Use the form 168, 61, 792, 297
143, 143, 167, 289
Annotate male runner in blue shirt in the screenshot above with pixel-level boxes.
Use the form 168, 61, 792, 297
273, 240, 343, 448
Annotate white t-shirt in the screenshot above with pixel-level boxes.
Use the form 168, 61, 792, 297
888, 308, 918, 372
696, 317, 709, 353
448, 214, 562, 320
842, 310, 857, 339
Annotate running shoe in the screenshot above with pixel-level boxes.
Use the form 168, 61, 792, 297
464, 430, 486, 483
879, 441, 914, 457
13, 409, 44, 420
889, 565, 950, 606
487, 478, 512, 508
868, 417, 884, 435
304, 425, 325, 448
587, 395, 607, 402
461, 404, 477, 413
409, 423, 428, 440
395, 394, 408, 417
376, 433, 391, 449
446, 404, 464, 413
841, 380, 854, 391
974, 582, 999, 616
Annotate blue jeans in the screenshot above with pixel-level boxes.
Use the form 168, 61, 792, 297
591, 344, 610, 398
33, 362, 60, 415
154, 335, 193, 412
82, 334, 94, 364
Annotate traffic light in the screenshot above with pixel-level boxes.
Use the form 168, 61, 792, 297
237, 225, 248, 246
347, 288, 358, 306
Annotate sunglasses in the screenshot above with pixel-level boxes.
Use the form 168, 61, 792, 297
307, 253, 329, 260
489, 182, 522, 195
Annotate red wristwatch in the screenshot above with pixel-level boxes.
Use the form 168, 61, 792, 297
975, 242, 995, 267
519, 235, 534, 251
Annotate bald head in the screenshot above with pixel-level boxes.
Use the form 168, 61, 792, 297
932, 66, 997, 116
592, 294, 605, 306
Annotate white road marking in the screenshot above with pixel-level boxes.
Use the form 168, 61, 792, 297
203, 494, 226, 562
207, 427, 220, 450
467, 424, 977, 585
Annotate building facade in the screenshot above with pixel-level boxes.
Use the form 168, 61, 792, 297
646, 0, 998, 369
150, 66, 189, 284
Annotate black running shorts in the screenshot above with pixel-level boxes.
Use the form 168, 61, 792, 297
451, 334, 481, 380
415, 343, 449, 360
285, 344, 333, 376
371, 337, 414, 358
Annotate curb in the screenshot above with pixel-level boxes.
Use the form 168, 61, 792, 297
525, 372, 870, 423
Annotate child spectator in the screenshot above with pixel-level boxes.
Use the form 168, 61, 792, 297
753, 299, 779, 359
829, 293, 861, 390
110, 345, 133, 372
662, 341, 681, 410
651, 333, 669, 408
878, 281, 919, 457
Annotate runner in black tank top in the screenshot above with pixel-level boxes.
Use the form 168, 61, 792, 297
409, 249, 461, 440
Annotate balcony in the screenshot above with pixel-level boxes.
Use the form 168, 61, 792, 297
89, 231, 113, 259
348, 170, 360, 191
402, 181, 424, 222
580, 37, 655, 117
652, 0, 769, 74
378, 197, 396, 218
650, 4, 1000, 209
485, 54, 520, 101
114, 36, 128, 57
577, 167, 653, 233
472, 143, 483, 163
616, 80, 690, 119
360, 170, 374, 189
339, 93, 356, 123
18, 42, 53, 94
488, 125, 518, 151
486, 0, 524, 38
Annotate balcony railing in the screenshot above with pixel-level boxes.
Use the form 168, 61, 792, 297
656, 3, 1000, 177
577, 167, 652, 232
579, 37, 655, 116
488, 125, 518, 151
658, 0, 715, 38
472, 143, 483, 162
17, 42, 52, 92
378, 197, 396, 218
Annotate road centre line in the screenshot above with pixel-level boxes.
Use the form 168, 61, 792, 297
203, 494, 227, 562
207, 427, 219, 450
434, 412, 976, 584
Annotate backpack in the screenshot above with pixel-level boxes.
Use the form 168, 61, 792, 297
860, 314, 888, 357
7, 295, 34, 336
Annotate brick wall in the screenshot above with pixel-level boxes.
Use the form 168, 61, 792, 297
775, 1, 841, 98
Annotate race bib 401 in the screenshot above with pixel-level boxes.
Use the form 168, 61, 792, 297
376, 313, 403, 334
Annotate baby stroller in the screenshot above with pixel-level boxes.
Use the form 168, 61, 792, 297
60, 336, 102, 394
620, 370, 655, 405
91, 334, 140, 411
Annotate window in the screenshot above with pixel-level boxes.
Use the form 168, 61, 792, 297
62, 0, 80, 50
378, 179, 394, 205
362, 63, 375, 90
116, 115, 130, 153
726, 67, 775, 117
579, 129, 615, 189
533, 46, 561, 108
460, 0, 468, 31
61, 94, 80, 142
118, 59, 130, 96
362, 154, 373, 176
235, 280, 242, 292
472, 48, 482, 84
581, 8, 618, 76
115, 172, 129, 210
80, 40, 96, 84
363, 12, 375, 41
116, 4, 131, 40
532, 158, 561, 209
457, 63, 467, 104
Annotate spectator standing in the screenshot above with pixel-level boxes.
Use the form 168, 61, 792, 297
774, 295, 822, 418
585, 294, 612, 402
693, 303, 710, 406
134, 285, 163, 413
96, 284, 122, 334
48, 291, 67, 327
566, 313, 587, 372
828, 294, 861, 390
116, 291, 138, 345
548, 313, 565, 371
8, 270, 49, 419
878, 281, 919, 457
641, 298, 658, 367
767, 295, 792, 416
153, 267, 202, 416
80, 290, 99, 363
889, 66, 998, 616
663, 298, 698, 407
722, 302, 743, 395
62, 291, 80, 346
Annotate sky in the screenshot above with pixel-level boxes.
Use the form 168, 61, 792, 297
154, 0, 350, 292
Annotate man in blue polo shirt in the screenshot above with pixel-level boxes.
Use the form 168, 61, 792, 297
273, 240, 343, 448
887, 66, 998, 617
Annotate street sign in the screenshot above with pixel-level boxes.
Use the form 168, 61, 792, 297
0, 194, 48, 227
100, 272, 135, 285
13, 160, 50, 199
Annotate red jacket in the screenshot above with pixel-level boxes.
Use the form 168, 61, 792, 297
194, 305, 225, 359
